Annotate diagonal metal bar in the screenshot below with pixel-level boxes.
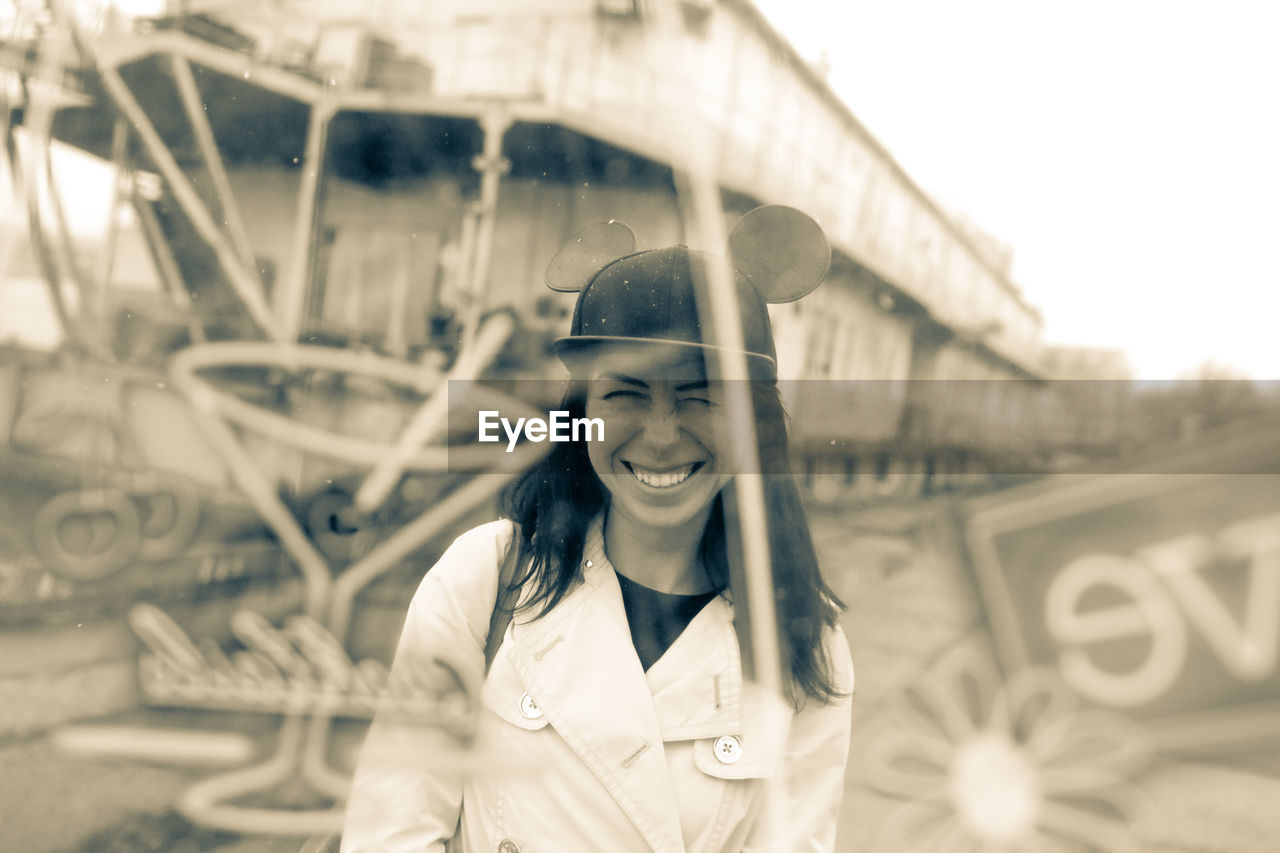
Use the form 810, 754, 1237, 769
97, 32, 322, 108
337, 391, 550, 636
23, 137, 80, 349
354, 310, 517, 514
169, 53, 262, 290
132, 194, 205, 343
90, 52, 284, 341
131, 194, 191, 313
41, 132, 98, 317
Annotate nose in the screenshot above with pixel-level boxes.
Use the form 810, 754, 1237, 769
640, 402, 680, 450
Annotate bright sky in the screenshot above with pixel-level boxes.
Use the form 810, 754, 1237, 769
6, 1, 1277, 378
752, 0, 1280, 379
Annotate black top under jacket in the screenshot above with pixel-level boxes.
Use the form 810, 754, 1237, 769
615, 570, 721, 672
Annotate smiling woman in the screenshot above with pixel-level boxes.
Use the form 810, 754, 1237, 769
342, 206, 855, 853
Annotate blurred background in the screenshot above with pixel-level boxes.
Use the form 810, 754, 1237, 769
1, 1, 1278, 850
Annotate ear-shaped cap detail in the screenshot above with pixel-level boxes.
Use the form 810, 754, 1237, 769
727, 205, 830, 303
545, 220, 637, 292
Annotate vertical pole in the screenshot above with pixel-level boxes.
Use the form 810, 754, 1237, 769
457, 109, 511, 350
385, 241, 409, 357
278, 98, 332, 342
640, 4, 789, 849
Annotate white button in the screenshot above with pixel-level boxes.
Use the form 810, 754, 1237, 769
713, 735, 742, 764
584, 559, 593, 568
498, 840, 521, 853
519, 691, 542, 719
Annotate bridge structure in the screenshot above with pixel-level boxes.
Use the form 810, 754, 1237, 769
1, 1, 1075, 503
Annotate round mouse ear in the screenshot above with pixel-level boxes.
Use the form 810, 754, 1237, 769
727, 205, 830, 303
545, 221, 637, 293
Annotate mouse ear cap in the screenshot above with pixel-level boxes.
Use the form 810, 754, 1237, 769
727, 205, 830, 303
545, 220, 638, 292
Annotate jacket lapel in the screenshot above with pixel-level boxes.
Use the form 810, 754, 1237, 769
645, 595, 791, 780
506, 520, 688, 853
644, 595, 740, 741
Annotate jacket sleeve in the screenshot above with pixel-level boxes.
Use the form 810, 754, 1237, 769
745, 624, 856, 853
341, 519, 514, 853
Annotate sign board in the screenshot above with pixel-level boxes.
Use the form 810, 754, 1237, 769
965, 426, 1280, 752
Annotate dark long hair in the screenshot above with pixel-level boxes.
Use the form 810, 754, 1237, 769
501, 374, 847, 709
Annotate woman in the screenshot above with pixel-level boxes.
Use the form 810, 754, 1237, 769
342, 206, 855, 852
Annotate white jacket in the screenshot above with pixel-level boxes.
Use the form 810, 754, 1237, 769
342, 518, 854, 852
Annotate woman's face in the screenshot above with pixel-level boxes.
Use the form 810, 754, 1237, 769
584, 345, 732, 535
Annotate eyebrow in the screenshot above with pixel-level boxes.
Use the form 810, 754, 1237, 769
599, 374, 709, 392
601, 373, 649, 388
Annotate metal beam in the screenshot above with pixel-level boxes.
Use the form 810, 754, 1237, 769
169, 53, 262, 290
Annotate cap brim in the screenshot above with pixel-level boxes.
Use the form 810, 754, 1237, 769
552, 336, 777, 377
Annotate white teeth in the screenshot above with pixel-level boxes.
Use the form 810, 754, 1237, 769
629, 464, 695, 488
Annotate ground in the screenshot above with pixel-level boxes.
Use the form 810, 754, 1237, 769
2, 496, 1279, 851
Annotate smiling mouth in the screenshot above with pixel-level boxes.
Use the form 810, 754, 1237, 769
623, 461, 703, 488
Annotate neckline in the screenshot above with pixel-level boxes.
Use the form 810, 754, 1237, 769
614, 568, 721, 600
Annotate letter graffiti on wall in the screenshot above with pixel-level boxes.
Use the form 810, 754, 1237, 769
1044, 512, 1280, 707
966, 449, 1280, 750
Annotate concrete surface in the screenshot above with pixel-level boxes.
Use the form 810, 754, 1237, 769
1, 498, 1278, 851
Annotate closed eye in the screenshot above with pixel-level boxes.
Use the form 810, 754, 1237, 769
603, 389, 647, 402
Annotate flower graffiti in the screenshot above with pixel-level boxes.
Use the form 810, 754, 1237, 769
866, 640, 1151, 852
